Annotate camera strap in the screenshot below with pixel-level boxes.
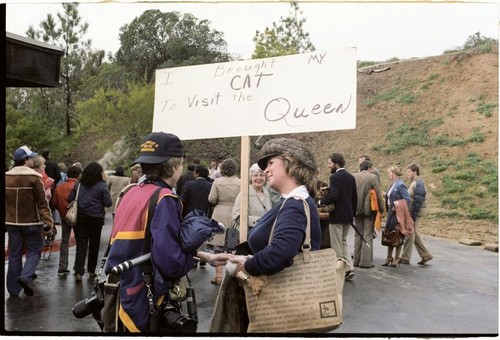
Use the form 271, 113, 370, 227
141, 187, 163, 327
142, 187, 162, 275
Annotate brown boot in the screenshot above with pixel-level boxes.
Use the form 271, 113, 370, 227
418, 255, 433, 265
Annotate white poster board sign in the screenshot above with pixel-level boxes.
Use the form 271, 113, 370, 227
153, 48, 356, 140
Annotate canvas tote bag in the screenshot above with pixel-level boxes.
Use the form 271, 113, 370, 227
242, 197, 345, 333
65, 183, 80, 227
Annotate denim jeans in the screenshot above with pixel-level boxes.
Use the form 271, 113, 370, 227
58, 220, 72, 271
6, 225, 43, 295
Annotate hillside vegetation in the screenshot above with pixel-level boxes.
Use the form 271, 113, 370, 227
93, 48, 498, 244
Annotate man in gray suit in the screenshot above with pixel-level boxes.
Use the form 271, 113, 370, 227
352, 161, 385, 268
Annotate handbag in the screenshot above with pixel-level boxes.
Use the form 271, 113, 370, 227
65, 183, 80, 227
241, 197, 344, 333
224, 217, 240, 251
381, 228, 404, 247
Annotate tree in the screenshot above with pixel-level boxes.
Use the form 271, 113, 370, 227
27, 3, 103, 135
252, 2, 315, 59
78, 63, 133, 101
115, 10, 231, 83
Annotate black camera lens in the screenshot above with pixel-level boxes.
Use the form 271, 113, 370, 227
43, 224, 51, 232
72, 295, 103, 319
164, 310, 197, 333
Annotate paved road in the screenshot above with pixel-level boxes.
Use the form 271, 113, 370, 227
4, 214, 498, 336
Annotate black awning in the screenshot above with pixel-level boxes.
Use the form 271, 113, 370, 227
6, 32, 64, 88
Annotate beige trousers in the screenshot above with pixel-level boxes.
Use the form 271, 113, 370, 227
401, 218, 431, 262
328, 223, 353, 271
353, 215, 375, 267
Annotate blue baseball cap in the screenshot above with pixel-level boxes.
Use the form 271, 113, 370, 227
13, 146, 38, 162
133, 132, 184, 165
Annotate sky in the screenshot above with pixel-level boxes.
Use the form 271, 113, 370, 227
4, 1, 500, 62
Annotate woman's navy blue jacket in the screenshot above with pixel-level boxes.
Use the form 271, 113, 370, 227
385, 179, 410, 229
69, 180, 112, 219
245, 196, 321, 276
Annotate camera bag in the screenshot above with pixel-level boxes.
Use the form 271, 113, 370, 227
101, 272, 120, 332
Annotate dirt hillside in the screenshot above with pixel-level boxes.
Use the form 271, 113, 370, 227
298, 50, 498, 245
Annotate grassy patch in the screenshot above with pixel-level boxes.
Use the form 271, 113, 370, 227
432, 129, 485, 146
475, 102, 497, 117
378, 119, 443, 154
430, 154, 498, 223
421, 74, 439, 90
364, 85, 418, 107
430, 211, 464, 219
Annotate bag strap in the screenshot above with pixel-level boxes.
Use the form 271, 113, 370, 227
142, 187, 164, 275
74, 183, 81, 201
268, 196, 311, 259
141, 187, 170, 332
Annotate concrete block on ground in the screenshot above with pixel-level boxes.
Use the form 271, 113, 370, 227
459, 239, 483, 246
484, 243, 498, 252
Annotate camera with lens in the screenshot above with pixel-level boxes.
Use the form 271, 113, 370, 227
72, 280, 105, 319
162, 306, 197, 333
155, 287, 198, 333
42, 223, 56, 240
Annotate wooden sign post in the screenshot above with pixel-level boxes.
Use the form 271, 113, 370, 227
239, 136, 250, 242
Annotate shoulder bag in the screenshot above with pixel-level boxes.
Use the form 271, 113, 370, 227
224, 216, 240, 251
65, 183, 80, 227
241, 197, 346, 333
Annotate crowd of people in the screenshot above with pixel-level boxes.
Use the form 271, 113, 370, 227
5, 133, 433, 332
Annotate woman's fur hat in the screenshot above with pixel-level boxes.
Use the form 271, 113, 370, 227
257, 138, 318, 173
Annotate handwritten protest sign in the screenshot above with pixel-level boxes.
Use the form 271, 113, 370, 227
153, 48, 356, 140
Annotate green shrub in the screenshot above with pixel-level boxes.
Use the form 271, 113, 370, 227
476, 102, 497, 117
462, 32, 498, 55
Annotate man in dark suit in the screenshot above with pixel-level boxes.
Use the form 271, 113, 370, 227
181, 165, 213, 216
176, 163, 196, 195
319, 153, 357, 280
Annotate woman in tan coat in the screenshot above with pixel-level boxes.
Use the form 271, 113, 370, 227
208, 158, 241, 284
106, 166, 131, 216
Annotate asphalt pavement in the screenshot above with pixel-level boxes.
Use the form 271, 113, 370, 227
3, 213, 498, 336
